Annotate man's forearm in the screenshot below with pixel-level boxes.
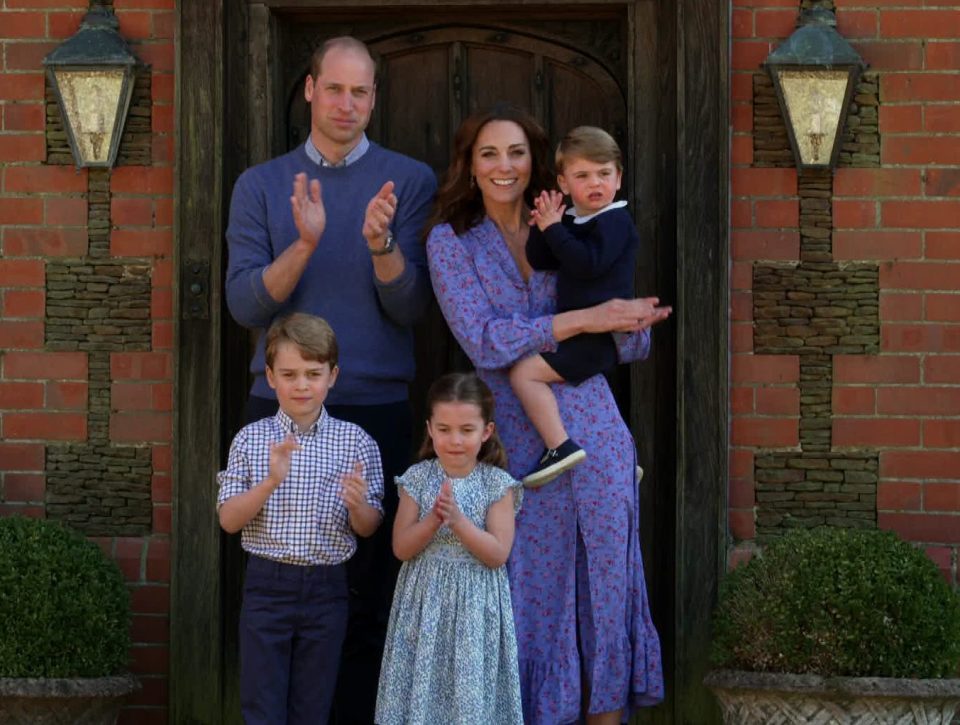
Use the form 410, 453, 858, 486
262, 238, 315, 302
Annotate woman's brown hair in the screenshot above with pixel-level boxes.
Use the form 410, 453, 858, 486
428, 104, 554, 235
417, 373, 508, 469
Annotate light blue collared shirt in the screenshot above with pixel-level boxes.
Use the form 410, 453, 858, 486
304, 134, 371, 168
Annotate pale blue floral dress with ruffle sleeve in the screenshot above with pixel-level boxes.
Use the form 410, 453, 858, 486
374, 458, 524, 725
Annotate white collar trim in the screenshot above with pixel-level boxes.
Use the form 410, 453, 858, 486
566, 199, 628, 224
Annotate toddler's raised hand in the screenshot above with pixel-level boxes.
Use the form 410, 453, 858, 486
340, 461, 368, 511
529, 190, 566, 231
267, 434, 299, 488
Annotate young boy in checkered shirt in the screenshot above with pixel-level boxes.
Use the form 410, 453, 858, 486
217, 312, 384, 725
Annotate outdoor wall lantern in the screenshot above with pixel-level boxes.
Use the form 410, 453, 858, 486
763, 7, 866, 171
43, 6, 139, 168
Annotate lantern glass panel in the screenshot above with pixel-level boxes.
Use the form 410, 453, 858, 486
53, 67, 126, 165
776, 69, 849, 167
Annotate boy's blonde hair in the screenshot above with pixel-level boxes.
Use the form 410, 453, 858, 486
556, 126, 623, 173
264, 313, 338, 369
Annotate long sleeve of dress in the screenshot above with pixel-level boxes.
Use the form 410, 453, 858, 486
426, 222, 558, 371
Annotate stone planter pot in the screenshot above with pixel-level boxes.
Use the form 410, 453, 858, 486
0, 674, 140, 725
705, 669, 960, 725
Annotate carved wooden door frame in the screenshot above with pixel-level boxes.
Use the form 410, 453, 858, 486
174, 2, 728, 722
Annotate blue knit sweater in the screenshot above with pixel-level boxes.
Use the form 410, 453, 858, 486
226, 142, 437, 405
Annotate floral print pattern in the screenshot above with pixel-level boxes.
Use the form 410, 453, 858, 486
427, 218, 664, 724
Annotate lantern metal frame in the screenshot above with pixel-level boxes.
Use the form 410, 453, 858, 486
42, 5, 139, 168
763, 7, 867, 171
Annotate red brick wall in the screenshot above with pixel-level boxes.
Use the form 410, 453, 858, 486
0, 2, 174, 722
731, 0, 960, 585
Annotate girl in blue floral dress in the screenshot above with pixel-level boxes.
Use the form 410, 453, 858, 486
375, 373, 523, 725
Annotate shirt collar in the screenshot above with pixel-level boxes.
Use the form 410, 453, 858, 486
304, 134, 370, 168
274, 406, 327, 436
566, 199, 629, 225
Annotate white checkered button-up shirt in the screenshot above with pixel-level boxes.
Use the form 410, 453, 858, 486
217, 407, 384, 565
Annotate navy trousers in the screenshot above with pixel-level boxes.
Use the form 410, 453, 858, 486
239, 556, 348, 725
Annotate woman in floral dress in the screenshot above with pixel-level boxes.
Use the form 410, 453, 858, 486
425, 105, 667, 724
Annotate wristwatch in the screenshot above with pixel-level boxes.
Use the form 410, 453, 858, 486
369, 230, 396, 256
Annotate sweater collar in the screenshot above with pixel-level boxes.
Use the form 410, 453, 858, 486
304, 134, 370, 168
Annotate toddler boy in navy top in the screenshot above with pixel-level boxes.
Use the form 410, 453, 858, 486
217, 313, 384, 725
515, 126, 667, 488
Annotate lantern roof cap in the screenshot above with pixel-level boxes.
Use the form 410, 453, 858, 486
764, 8, 865, 70
43, 5, 138, 68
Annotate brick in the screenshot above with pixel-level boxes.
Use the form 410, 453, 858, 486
882, 450, 960, 480
732, 72, 753, 102
152, 446, 171, 474
154, 198, 173, 227
730, 448, 754, 479
731, 0, 796, 6
755, 199, 798, 228
3, 473, 45, 502
880, 10, 960, 39
152, 321, 173, 350
755, 387, 799, 416
3, 227, 88, 257
880, 513, 960, 544
3, 352, 87, 379
128, 675, 168, 707
834, 231, 921, 260
48, 11, 85, 38
731, 290, 752, 321
732, 8, 752, 38
152, 473, 171, 504
153, 504, 171, 534
111, 229, 172, 257
112, 198, 154, 226
0, 382, 43, 409
726, 199, 747, 228
152, 73, 174, 103
881, 261, 960, 290
4, 42, 57, 71
4, 412, 86, 441
729, 509, 756, 541
2, 289, 44, 318
877, 481, 922, 511
924, 420, 960, 448
834, 355, 920, 384
0, 73, 44, 101
927, 294, 960, 322
924, 106, 960, 134
0, 259, 44, 286
130, 584, 170, 615
150, 288, 172, 323
153, 11, 175, 40
2, 103, 45, 132
0, 321, 43, 349
833, 199, 877, 228
926, 42, 960, 71
926, 484, 960, 513
111, 352, 172, 380
880, 291, 923, 321
732, 322, 753, 353
0, 11, 46, 37
118, 708, 168, 725
834, 168, 922, 197
883, 324, 960, 353
925, 355, 960, 383
0, 504, 44, 518
755, 9, 795, 38
833, 418, 921, 447
883, 200, 960, 229
732, 167, 796, 196
731, 135, 752, 165
836, 10, 877, 39
0, 442, 44, 470
729, 477, 755, 509
925, 169, 960, 198
116, 0, 176, 8
146, 538, 170, 582
850, 41, 923, 71
117, 11, 152, 40
923, 547, 953, 586
129, 645, 169, 675
152, 104, 174, 134
879, 104, 922, 134
732, 354, 799, 383
112, 381, 154, 411
44, 198, 87, 226
152, 259, 173, 287
884, 136, 960, 166
131, 614, 169, 646
45, 381, 86, 410
731, 417, 798, 448
880, 387, 960, 415
732, 40, 772, 71
731, 386, 754, 415
152, 135, 174, 164
732, 103, 753, 132
0, 197, 43, 225
926, 232, 960, 260
882, 73, 960, 102
832, 386, 876, 415
6, 0, 86, 8
732, 230, 799, 260
109, 412, 171, 443
0, 134, 45, 162
3, 165, 87, 193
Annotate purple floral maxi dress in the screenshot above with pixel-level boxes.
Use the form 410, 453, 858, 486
427, 219, 665, 724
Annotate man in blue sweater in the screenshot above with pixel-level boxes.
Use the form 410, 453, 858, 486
225, 36, 436, 724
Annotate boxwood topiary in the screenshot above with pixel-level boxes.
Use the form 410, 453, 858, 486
0, 516, 130, 678
712, 527, 960, 678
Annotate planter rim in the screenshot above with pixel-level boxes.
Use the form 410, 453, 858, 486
0, 673, 140, 697
705, 669, 960, 699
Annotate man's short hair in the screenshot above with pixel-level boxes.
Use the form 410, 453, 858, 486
310, 36, 377, 81
264, 313, 339, 369
556, 126, 623, 173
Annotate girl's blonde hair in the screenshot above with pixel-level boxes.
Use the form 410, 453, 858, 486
417, 373, 508, 469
